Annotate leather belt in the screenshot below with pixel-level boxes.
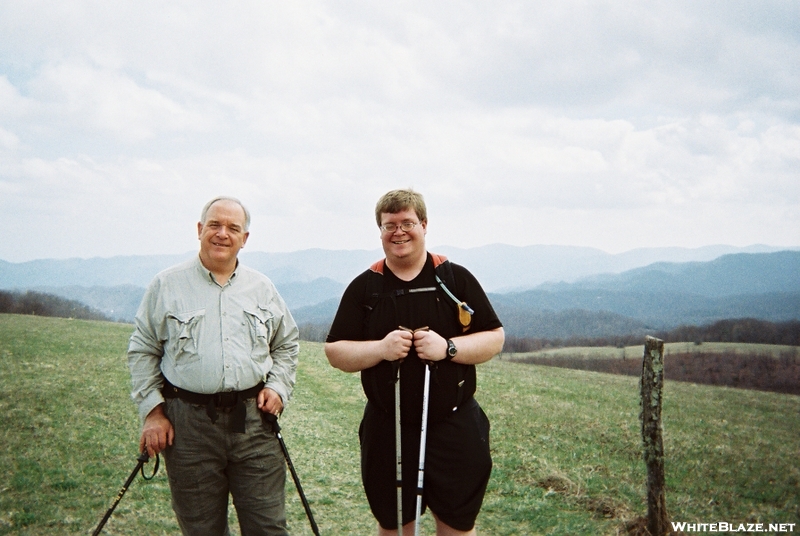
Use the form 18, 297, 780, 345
162, 379, 264, 433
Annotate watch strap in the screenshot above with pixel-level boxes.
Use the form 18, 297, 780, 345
445, 339, 457, 361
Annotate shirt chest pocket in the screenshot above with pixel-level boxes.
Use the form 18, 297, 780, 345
166, 309, 206, 363
244, 305, 274, 363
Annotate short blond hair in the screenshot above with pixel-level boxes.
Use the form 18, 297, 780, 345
374, 189, 427, 226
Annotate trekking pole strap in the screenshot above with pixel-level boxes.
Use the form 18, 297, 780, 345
140, 451, 159, 480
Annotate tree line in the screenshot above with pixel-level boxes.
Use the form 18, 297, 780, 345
0, 290, 111, 322
501, 318, 800, 352
515, 350, 800, 395
2, 290, 797, 349
300, 317, 800, 348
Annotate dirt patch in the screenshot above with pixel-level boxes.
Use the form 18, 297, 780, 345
536, 474, 576, 494
581, 496, 631, 519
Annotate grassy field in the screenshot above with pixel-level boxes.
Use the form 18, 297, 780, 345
0, 313, 798, 535
507, 342, 800, 361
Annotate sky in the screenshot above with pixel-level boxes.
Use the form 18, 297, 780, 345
0, 1, 798, 263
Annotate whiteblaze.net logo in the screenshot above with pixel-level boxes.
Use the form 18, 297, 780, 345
671, 522, 796, 533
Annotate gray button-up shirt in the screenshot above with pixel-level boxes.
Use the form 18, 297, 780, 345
128, 256, 300, 422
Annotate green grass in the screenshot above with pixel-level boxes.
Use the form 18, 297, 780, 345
1, 313, 798, 534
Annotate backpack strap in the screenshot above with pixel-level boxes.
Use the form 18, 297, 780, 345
369, 259, 385, 275
364, 261, 385, 312
366, 258, 436, 304
433, 259, 474, 332
430, 253, 448, 268
365, 253, 473, 331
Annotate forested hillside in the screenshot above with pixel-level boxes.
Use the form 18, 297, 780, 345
3, 250, 798, 341
502, 318, 800, 352
0, 290, 110, 322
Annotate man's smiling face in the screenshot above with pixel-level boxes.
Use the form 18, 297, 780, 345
379, 208, 427, 263
197, 199, 249, 271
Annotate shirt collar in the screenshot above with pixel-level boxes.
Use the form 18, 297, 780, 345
194, 255, 239, 286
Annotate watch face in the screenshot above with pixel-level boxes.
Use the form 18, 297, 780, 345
447, 340, 457, 356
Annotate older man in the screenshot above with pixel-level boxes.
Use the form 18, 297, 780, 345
128, 196, 299, 535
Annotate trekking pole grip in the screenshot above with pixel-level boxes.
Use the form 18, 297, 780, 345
263, 411, 281, 433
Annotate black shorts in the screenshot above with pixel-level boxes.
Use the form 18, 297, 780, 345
359, 397, 492, 531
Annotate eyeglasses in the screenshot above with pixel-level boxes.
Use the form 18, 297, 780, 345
379, 221, 420, 233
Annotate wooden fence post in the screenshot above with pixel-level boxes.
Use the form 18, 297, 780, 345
641, 335, 670, 535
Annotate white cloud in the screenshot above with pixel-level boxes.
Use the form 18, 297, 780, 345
0, 0, 797, 262
0, 127, 18, 151
25, 60, 209, 142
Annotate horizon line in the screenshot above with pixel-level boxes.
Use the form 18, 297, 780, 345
2, 243, 798, 264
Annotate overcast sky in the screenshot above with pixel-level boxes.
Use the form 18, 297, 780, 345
1, 1, 798, 263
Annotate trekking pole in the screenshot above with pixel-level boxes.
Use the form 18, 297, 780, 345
92, 451, 159, 536
263, 413, 321, 536
393, 358, 404, 534
399, 325, 429, 536
414, 360, 432, 536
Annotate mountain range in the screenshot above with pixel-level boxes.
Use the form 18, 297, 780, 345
1, 244, 798, 339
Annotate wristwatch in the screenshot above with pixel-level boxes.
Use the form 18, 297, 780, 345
445, 339, 457, 361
